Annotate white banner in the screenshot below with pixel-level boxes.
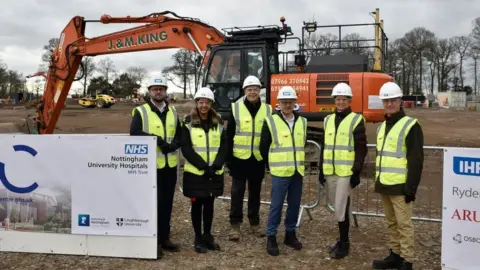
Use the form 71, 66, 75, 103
442, 147, 480, 270
0, 135, 157, 237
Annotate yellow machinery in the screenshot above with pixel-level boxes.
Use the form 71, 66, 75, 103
78, 94, 115, 108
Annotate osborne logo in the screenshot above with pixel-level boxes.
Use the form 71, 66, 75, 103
124, 144, 148, 155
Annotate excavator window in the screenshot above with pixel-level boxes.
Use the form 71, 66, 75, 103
246, 48, 264, 80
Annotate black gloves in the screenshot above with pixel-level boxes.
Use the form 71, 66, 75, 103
318, 171, 326, 186
350, 172, 360, 189
404, 193, 416, 203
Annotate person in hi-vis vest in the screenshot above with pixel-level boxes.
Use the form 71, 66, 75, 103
226, 75, 272, 241
129, 76, 182, 257
318, 82, 367, 259
259, 86, 307, 257
180, 87, 227, 254
371, 82, 424, 270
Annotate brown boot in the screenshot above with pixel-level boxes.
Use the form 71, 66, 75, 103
228, 224, 241, 241
250, 224, 266, 237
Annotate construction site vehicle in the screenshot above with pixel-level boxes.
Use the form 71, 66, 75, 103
78, 94, 116, 108
28, 9, 391, 135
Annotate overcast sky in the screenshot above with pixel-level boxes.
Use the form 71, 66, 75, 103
1, 0, 479, 94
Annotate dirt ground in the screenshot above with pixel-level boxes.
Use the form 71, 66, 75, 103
0, 102, 479, 269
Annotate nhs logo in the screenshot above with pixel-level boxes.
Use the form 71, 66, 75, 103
453, 156, 480, 176
125, 144, 148, 155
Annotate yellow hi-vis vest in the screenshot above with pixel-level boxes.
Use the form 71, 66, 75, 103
375, 116, 418, 185
232, 102, 272, 161
265, 114, 307, 177
132, 104, 178, 169
322, 112, 364, 177
184, 122, 225, 176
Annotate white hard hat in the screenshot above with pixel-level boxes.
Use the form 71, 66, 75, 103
243, 75, 261, 89
277, 86, 298, 100
194, 87, 215, 102
379, 82, 403, 100
148, 76, 168, 89
331, 82, 352, 97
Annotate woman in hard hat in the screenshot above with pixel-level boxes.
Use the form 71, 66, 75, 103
318, 82, 367, 259
180, 87, 227, 253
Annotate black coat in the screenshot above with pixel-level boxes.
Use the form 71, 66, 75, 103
374, 108, 424, 197
226, 98, 266, 179
181, 108, 227, 198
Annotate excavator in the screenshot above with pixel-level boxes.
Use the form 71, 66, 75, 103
25, 9, 392, 136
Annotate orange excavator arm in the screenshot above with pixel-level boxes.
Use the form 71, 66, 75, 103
37, 11, 225, 134
26, 72, 47, 79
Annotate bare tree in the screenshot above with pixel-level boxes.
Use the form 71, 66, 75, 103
451, 36, 472, 88
433, 38, 457, 91
468, 45, 480, 95
97, 57, 116, 83
79, 57, 96, 96
126, 66, 148, 85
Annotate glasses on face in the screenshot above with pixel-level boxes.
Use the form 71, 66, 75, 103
245, 87, 260, 93
150, 86, 167, 93
197, 101, 211, 106
279, 100, 295, 106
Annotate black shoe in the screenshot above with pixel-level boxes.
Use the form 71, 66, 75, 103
328, 239, 341, 253
161, 240, 181, 252
372, 249, 403, 269
267, 236, 279, 256
331, 240, 350, 259
194, 236, 208, 253
284, 231, 302, 250
398, 260, 413, 270
202, 233, 221, 251
156, 245, 164, 259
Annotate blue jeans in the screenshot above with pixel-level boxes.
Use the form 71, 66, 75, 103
266, 173, 303, 237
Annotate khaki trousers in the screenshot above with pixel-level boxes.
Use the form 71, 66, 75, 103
381, 195, 414, 262
326, 175, 351, 222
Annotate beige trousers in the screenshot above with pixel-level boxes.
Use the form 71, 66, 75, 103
326, 175, 351, 222
381, 195, 414, 262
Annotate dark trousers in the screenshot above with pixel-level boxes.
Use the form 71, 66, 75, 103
191, 196, 215, 237
157, 167, 177, 245
229, 173, 264, 226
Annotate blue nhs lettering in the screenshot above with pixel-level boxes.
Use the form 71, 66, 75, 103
125, 144, 148, 154
453, 156, 480, 176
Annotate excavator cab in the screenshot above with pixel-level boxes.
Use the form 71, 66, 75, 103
202, 26, 285, 119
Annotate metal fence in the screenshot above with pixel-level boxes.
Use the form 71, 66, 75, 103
175, 143, 445, 228
176, 140, 323, 227
323, 144, 444, 227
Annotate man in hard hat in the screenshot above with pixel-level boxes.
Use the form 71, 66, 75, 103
259, 86, 307, 256
226, 75, 272, 241
181, 87, 227, 253
318, 82, 367, 259
130, 76, 182, 257
371, 82, 424, 270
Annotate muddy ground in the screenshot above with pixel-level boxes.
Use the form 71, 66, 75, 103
0, 102, 479, 269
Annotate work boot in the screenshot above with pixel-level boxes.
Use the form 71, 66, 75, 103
398, 260, 413, 270
228, 224, 241, 241
202, 233, 221, 251
250, 224, 266, 237
331, 240, 350, 259
372, 249, 403, 269
284, 231, 302, 250
267, 236, 279, 256
194, 236, 207, 253
161, 239, 181, 252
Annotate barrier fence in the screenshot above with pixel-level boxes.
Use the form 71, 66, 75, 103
176, 140, 323, 227
324, 144, 444, 226
175, 143, 444, 228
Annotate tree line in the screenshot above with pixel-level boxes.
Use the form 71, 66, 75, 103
0, 58, 25, 98
303, 18, 480, 96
